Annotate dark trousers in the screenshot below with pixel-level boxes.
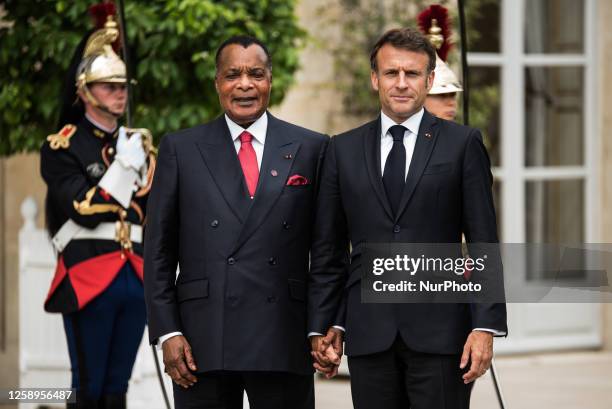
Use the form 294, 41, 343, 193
348, 335, 473, 409
173, 371, 314, 409
63, 263, 146, 401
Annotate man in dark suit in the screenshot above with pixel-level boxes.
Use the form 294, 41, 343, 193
308, 28, 507, 409
144, 35, 328, 409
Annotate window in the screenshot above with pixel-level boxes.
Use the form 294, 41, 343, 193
467, 0, 596, 249
465, 0, 601, 353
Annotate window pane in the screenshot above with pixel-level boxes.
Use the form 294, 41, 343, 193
525, 179, 584, 243
525, 66, 583, 167
467, 66, 501, 166
525, 0, 584, 54
525, 179, 584, 281
465, 0, 501, 53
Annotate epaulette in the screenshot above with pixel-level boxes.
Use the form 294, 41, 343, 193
47, 124, 77, 150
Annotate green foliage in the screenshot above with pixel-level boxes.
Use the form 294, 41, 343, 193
466, 82, 500, 160
0, 0, 305, 156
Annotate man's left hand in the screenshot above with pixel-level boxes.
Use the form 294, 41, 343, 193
460, 330, 494, 384
310, 328, 343, 378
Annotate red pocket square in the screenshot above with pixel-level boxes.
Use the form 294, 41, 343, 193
286, 174, 309, 186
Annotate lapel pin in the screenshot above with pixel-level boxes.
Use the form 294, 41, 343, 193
271, 169, 278, 177
284, 154, 292, 159
425, 132, 432, 139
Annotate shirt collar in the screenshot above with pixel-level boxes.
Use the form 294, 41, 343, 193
225, 111, 268, 145
380, 108, 424, 139
83, 113, 118, 139
85, 113, 117, 135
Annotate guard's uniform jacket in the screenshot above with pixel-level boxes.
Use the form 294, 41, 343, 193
41, 117, 151, 313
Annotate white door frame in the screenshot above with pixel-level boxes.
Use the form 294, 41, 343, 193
468, 0, 602, 353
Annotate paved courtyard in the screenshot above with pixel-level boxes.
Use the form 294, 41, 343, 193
313, 351, 612, 409
7, 351, 611, 409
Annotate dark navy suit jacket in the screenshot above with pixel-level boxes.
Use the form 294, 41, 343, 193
308, 110, 507, 357
145, 113, 328, 375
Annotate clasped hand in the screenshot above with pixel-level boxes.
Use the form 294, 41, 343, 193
310, 328, 343, 378
163, 329, 346, 387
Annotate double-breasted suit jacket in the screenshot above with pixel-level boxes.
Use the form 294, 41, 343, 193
145, 113, 328, 375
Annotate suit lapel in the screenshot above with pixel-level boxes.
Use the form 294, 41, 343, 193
363, 116, 394, 220
195, 116, 250, 224
395, 110, 440, 221
232, 114, 301, 252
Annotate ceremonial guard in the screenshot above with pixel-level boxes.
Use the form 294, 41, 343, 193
419, 5, 464, 121
40, 4, 155, 408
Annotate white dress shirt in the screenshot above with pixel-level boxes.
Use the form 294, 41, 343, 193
225, 112, 267, 170
380, 108, 422, 179
157, 113, 270, 348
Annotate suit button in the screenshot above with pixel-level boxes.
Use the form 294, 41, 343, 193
267, 296, 277, 303
283, 221, 292, 230
211, 220, 219, 228
227, 257, 236, 265
393, 225, 401, 233
268, 257, 277, 265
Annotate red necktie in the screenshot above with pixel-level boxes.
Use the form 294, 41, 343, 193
238, 131, 259, 197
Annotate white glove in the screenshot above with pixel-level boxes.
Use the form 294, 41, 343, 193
115, 126, 146, 171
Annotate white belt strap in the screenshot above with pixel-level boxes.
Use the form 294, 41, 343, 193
52, 219, 143, 253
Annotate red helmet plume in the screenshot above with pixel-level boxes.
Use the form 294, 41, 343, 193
88, 2, 120, 51
89, 2, 117, 29
417, 4, 452, 61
